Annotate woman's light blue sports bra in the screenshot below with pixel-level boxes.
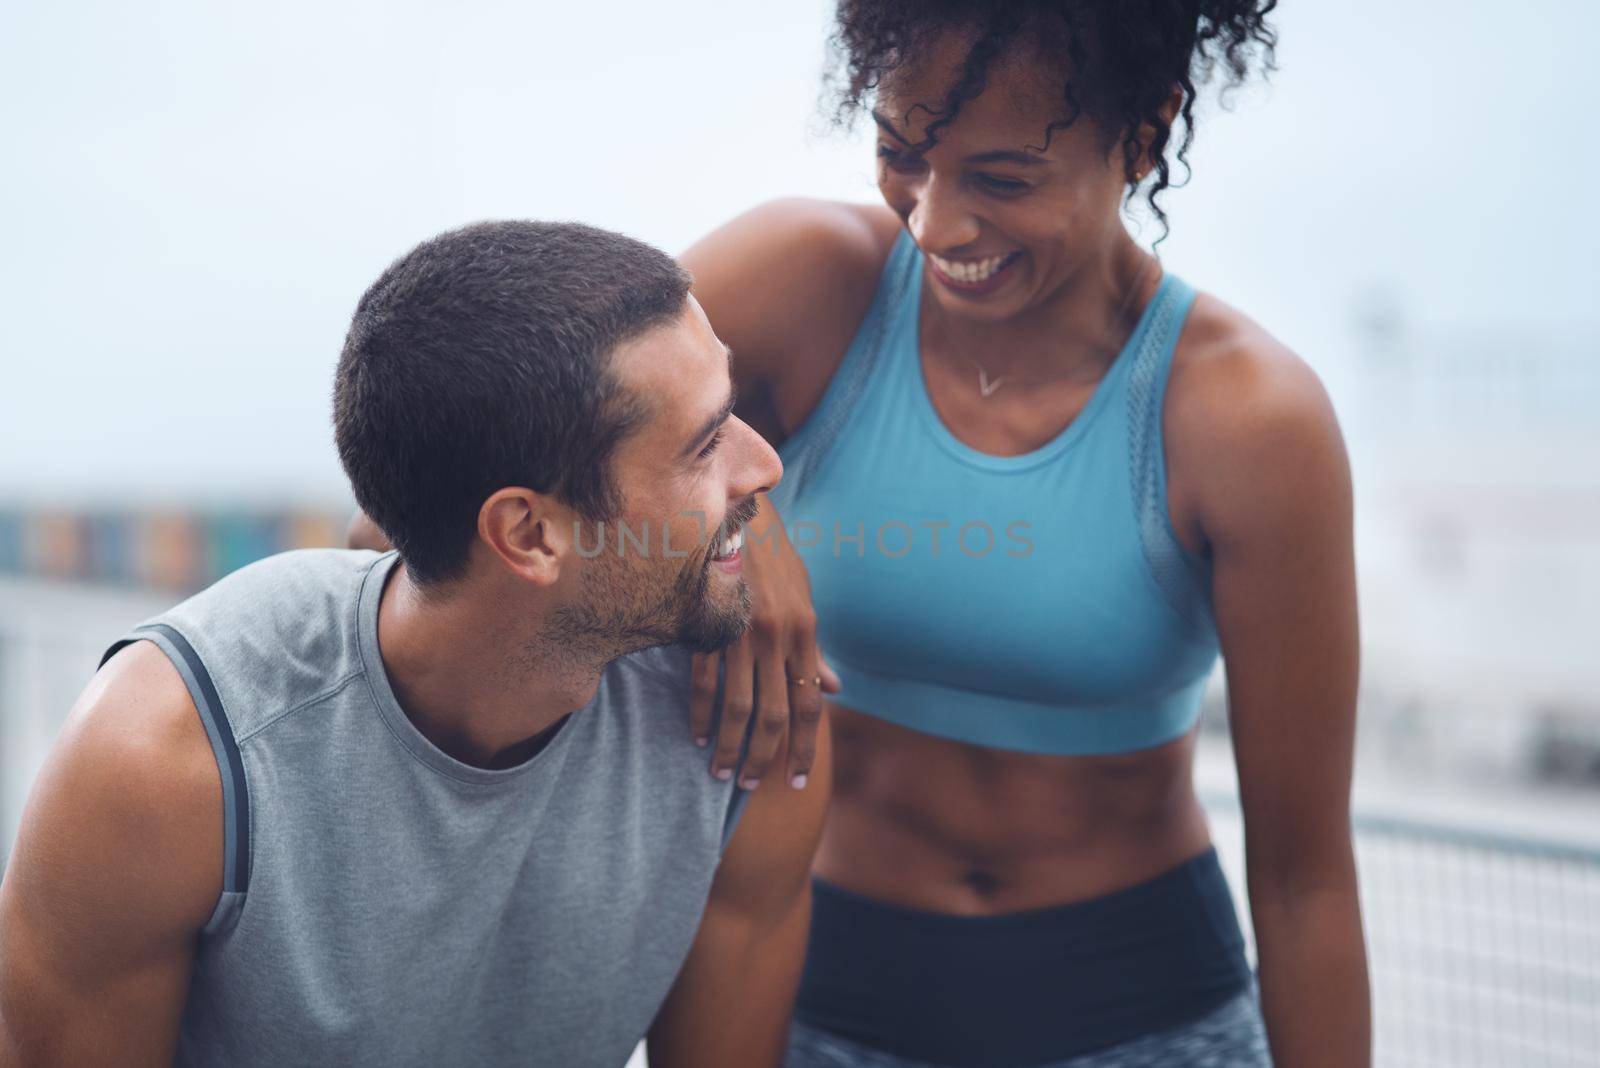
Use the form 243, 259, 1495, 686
765, 231, 1220, 756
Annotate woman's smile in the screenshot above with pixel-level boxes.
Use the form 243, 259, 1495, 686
924, 249, 1024, 297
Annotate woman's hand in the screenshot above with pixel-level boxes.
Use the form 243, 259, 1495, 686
690, 493, 840, 791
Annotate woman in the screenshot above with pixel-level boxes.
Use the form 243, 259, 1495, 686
681, 2, 1369, 1066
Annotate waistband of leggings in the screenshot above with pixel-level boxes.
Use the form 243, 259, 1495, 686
795, 845, 1252, 1068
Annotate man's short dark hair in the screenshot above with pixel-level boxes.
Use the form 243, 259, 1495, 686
333, 220, 692, 586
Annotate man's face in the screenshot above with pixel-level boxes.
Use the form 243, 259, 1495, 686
555, 296, 782, 655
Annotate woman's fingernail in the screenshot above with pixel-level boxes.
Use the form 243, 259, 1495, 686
695, 736, 709, 747
790, 773, 808, 790
714, 767, 733, 781
740, 777, 760, 791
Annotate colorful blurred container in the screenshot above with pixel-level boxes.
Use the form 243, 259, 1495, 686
0, 506, 350, 591
135, 513, 206, 592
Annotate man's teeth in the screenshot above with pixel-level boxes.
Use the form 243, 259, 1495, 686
931, 252, 1015, 284
715, 529, 744, 559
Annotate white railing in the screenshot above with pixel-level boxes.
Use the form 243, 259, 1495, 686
1204, 792, 1600, 1067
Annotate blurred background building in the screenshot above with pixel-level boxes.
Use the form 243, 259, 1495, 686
2, 0, 1596, 1063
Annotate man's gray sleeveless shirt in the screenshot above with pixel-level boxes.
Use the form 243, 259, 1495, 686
100, 549, 747, 1067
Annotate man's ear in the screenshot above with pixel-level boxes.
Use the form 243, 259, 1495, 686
477, 487, 571, 587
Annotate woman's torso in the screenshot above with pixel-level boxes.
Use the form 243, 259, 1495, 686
746, 203, 1227, 915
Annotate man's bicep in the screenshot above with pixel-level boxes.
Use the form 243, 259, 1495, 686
0, 642, 222, 1066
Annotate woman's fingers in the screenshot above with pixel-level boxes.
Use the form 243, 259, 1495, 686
785, 632, 826, 789
688, 650, 721, 747
817, 652, 842, 694
685, 493, 831, 789
709, 637, 755, 781
734, 647, 793, 791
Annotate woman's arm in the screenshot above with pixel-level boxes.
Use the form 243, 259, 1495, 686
346, 510, 391, 552
647, 722, 833, 1067
1177, 317, 1371, 1068
678, 199, 896, 790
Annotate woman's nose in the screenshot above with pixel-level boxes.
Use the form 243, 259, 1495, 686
906, 176, 981, 253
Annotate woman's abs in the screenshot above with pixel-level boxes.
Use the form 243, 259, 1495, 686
815, 701, 1214, 914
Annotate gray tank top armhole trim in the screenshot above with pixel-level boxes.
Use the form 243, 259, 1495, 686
100, 624, 250, 933
201, 890, 246, 935
768, 230, 919, 516
1125, 274, 1214, 629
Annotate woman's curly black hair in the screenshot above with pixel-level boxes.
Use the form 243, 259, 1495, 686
827, 0, 1278, 240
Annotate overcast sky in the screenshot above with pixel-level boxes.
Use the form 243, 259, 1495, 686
2, 0, 1595, 506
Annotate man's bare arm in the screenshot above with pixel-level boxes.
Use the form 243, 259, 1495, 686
0, 643, 222, 1067
647, 717, 832, 1068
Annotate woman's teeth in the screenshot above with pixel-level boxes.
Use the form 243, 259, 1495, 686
930, 251, 1016, 284
714, 529, 744, 559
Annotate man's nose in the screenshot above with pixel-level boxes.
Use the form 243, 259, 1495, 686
735, 419, 783, 499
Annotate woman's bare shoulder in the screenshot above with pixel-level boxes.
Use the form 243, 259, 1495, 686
1169, 292, 1338, 443
1166, 290, 1350, 549
682, 198, 900, 318
682, 199, 901, 434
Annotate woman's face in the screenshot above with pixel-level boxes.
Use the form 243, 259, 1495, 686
874, 35, 1135, 324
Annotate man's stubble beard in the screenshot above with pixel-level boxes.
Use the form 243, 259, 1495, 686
543, 531, 752, 661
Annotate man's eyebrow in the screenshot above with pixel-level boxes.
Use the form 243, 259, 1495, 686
872, 111, 1045, 167
679, 345, 738, 460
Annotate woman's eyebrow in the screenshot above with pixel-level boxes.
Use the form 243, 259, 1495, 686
872, 111, 1044, 166
871, 111, 913, 146
964, 149, 1045, 167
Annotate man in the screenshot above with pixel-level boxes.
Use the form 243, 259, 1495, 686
0, 221, 830, 1067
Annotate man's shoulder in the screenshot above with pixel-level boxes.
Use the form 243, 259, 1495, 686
137, 548, 387, 740
601, 645, 732, 749
596, 644, 706, 757
6, 640, 224, 935
606, 642, 695, 687
0, 640, 221, 1064
74, 639, 222, 805
155, 547, 381, 651
591, 644, 749, 836
191, 547, 385, 606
